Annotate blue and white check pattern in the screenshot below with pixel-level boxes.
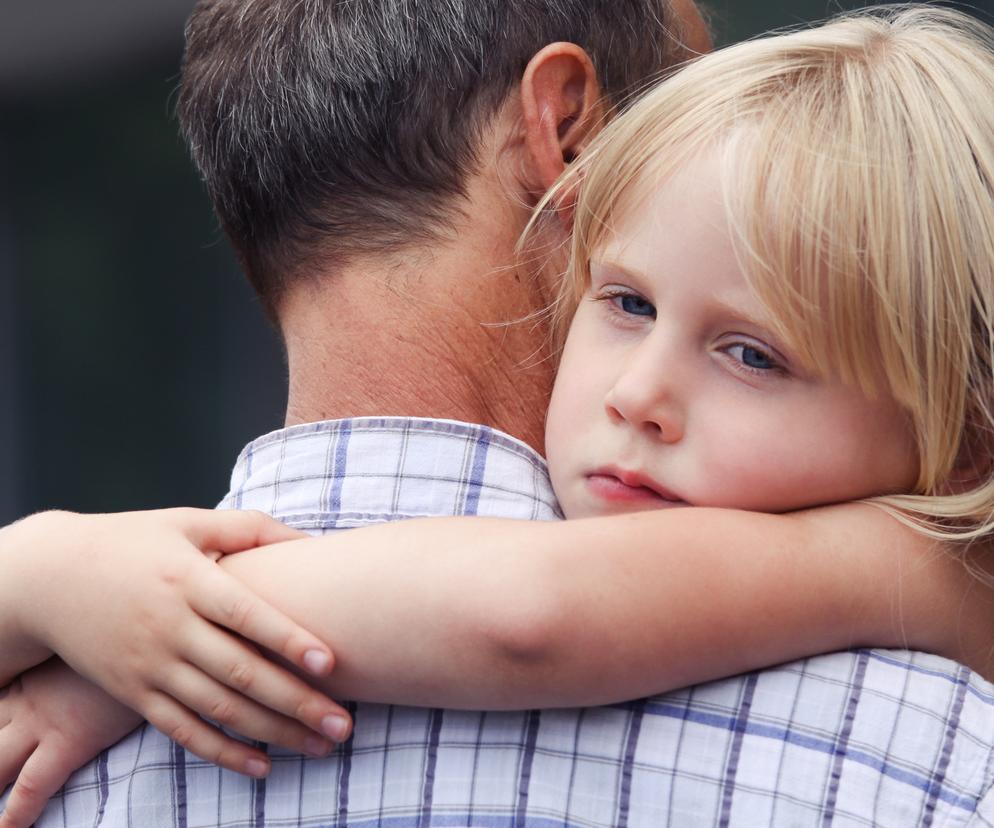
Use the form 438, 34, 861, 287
22, 417, 994, 826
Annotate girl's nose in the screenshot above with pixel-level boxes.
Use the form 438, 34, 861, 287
604, 351, 684, 443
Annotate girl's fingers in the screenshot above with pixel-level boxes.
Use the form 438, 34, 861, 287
141, 692, 275, 778
159, 663, 341, 755
0, 695, 13, 731
0, 724, 35, 796
175, 508, 306, 553
0, 741, 74, 828
181, 625, 352, 743
188, 560, 335, 678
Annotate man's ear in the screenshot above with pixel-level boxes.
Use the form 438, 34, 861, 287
520, 42, 604, 196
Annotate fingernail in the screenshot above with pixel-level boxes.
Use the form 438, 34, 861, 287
304, 735, 332, 757
246, 758, 270, 778
303, 649, 331, 675
321, 714, 351, 742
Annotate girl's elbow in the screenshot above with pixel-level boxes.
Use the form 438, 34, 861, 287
478, 578, 573, 671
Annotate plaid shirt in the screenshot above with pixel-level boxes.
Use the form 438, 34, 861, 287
24, 417, 994, 826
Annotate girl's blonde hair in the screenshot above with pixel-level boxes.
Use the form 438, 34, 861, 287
545, 5, 994, 547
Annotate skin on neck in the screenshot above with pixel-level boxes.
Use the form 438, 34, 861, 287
280, 135, 560, 453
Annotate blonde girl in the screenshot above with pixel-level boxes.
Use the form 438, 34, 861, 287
548, 2, 994, 556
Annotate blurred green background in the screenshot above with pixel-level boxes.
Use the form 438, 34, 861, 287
2, 1, 992, 523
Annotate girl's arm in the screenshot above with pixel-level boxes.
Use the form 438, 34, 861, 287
0, 507, 357, 828
220, 504, 994, 708
0, 509, 352, 771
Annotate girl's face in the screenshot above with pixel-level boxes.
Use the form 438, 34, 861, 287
545, 153, 920, 519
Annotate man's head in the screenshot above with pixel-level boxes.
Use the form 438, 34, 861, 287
177, 0, 708, 319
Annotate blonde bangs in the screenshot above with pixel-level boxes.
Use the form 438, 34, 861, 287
724, 10, 994, 496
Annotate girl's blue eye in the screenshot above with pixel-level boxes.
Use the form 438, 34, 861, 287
742, 346, 774, 369
615, 294, 656, 318
727, 344, 777, 371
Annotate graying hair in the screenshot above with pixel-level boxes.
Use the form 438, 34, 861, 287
177, 0, 689, 314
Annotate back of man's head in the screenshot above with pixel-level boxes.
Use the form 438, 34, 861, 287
178, 0, 698, 316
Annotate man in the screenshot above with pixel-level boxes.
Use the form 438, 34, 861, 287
25, 0, 994, 824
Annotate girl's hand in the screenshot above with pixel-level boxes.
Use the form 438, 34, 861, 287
8, 508, 353, 765
0, 659, 292, 828
0, 658, 142, 828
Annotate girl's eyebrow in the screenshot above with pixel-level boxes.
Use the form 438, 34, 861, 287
706, 296, 777, 336
589, 257, 642, 282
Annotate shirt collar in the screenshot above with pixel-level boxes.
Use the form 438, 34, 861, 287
219, 417, 562, 531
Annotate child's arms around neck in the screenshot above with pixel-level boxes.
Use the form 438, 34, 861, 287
220, 503, 994, 708
4, 501, 990, 827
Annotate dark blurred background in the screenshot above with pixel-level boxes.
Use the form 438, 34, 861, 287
2, 1, 992, 523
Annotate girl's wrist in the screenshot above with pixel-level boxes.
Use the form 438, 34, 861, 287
815, 504, 992, 666
911, 542, 994, 674
0, 511, 67, 675
794, 504, 929, 652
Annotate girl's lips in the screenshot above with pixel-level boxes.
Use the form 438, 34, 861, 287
586, 473, 686, 505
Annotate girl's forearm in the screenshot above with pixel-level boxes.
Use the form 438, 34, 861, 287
219, 504, 977, 708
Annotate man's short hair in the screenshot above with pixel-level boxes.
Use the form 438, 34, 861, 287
178, 0, 694, 314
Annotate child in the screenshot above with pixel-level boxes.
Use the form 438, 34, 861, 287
5, 4, 994, 825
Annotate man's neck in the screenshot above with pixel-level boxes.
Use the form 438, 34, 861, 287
279, 186, 558, 454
